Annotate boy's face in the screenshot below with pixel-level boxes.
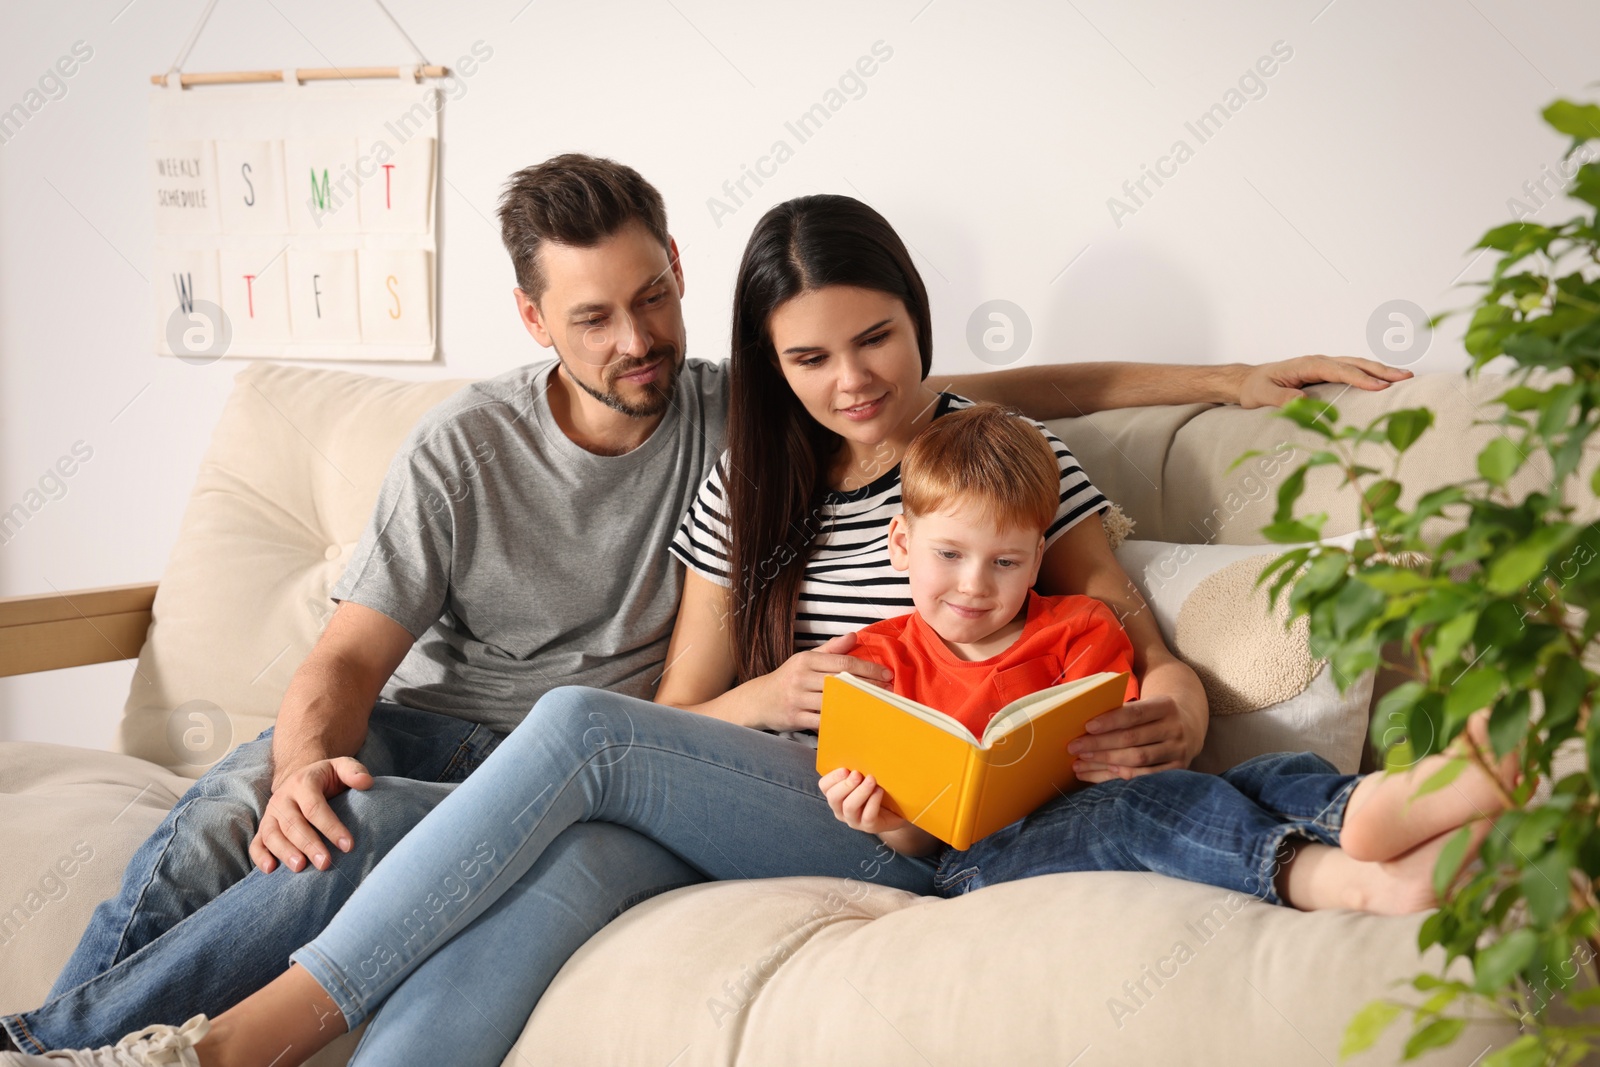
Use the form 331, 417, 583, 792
886, 503, 1046, 648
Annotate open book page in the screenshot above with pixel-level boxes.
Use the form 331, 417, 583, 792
978, 673, 1125, 747
831, 672, 978, 744
831, 671, 1124, 749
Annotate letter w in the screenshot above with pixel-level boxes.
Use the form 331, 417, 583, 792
172, 272, 195, 315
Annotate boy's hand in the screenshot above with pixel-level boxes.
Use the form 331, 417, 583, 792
819, 768, 909, 834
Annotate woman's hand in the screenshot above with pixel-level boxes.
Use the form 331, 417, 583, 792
819, 767, 908, 834
743, 632, 894, 733
1067, 658, 1208, 782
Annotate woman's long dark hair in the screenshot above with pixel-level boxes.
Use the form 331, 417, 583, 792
725, 194, 932, 683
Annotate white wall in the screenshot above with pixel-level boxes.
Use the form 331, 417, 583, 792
2, 0, 1596, 747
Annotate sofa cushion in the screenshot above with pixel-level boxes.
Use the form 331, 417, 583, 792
0, 744, 189, 1012
513, 873, 1517, 1066
1113, 537, 1375, 774
117, 364, 470, 776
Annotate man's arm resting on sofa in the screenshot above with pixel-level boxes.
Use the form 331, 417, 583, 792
249, 600, 416, 876
937, 355, 1412, 417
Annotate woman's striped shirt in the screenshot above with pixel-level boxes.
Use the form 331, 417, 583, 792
667, 393, 1110, 742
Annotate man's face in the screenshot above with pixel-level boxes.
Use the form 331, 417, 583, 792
517, 220, 687, 419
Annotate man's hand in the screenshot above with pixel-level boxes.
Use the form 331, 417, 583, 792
1238, 356, 1413, 409
1067, 661, 1207, 783
250, 757, 375, 874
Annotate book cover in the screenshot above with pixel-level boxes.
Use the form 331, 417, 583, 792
816, 670, 1129, 850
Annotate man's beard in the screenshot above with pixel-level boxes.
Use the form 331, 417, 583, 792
564, 344, 681, 419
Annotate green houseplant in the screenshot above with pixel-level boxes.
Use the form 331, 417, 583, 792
1245, 97, 1600, 1065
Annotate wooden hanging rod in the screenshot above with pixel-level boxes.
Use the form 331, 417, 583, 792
150, 66, 449, 87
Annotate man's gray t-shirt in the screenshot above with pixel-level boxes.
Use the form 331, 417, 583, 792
331, 357, 728, 731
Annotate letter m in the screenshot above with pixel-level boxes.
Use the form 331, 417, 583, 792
309, 168, 332, 211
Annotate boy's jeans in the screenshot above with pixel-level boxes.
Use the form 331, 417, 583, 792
934, 750, 1361, 906
1, 701, 700, 1055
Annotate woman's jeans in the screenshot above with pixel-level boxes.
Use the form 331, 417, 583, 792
935, 750, 1361, 906
294, 692, 1361, 1067
294, 687, 939, 1066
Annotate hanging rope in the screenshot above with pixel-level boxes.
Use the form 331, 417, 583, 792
158, 0, 433, 85
372, 0, 431, 65
165, 0, 223, 80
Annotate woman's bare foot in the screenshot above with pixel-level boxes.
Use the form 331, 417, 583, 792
1339, 708, 1522, 864
1279, 819, 1496, 914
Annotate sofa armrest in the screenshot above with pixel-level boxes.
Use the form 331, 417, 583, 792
0, 582, 158, 677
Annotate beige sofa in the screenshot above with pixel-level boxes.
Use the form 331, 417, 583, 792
0, 363, 1592, 1065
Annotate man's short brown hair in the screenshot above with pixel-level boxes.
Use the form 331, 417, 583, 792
901, 403, 1059, 535
497, 153, 670, 303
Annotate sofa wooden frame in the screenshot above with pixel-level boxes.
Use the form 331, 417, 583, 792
0, 583, 158, 678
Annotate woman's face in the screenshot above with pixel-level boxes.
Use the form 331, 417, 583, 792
767, 286, 930, 459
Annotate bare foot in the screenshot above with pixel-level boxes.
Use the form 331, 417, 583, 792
1339, 708, 1521, 864
1279, 820, 1495, 914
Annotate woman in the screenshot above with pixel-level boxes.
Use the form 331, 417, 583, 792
21, 197, 1488, 1067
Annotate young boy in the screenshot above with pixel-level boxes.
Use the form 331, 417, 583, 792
819, 404, 1520, 913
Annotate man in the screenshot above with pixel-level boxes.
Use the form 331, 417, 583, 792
0, 153, 1409, 1054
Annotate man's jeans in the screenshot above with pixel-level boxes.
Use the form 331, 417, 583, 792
933, 750, 1361, 906
1, 701, 703, 1055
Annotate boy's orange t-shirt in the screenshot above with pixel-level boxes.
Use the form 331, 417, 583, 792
850, 591, 1141, 738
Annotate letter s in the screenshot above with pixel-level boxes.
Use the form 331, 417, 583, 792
71, 440, 93, 462
242, 162, 255, 207
72, 840, 94, 863
871, 39, 893, 62
72, 40, 93, 62
1270, 39, 1293, 62
471, 40, 493, 61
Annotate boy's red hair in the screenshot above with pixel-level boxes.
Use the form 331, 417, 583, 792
900, 403, 1057, 534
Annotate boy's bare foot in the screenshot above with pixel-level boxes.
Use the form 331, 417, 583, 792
1339, 708, 1522, 864
1279, 820, 1495, 914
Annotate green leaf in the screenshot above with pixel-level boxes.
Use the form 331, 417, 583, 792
1278, 396, 1339, 438
1543, 99, 1600, 142
1415, 758, 1471, 806
1477, 435, 1525, 486
1263, 519, 1326, 544
1332, 578, 1387, 639
1521, 848, 1574, 926
1431, 610, 1480, 668
1488, 689, 1531, 759
1536, 381, 1585, 440
1472, 927, 1538, 993
1402, 1016, 1465, 1058
1364, 478, 1402, 514
1539, 656, 1588, 729
1482, 1034, 1551, 1067
1498, 385, 1546, 411
1385, 408, 1434, 453
1443, 666, 1505, 729
1430, 823, 1476, 899
1474, 222, 1551, 252
1485, 523, 1579, 595
1274, 466, 1307, 524
1227, 449, 1263, 473
1339, 999, 1402, 1058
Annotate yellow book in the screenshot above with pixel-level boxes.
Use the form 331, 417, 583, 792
815, 670, 1129, 850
